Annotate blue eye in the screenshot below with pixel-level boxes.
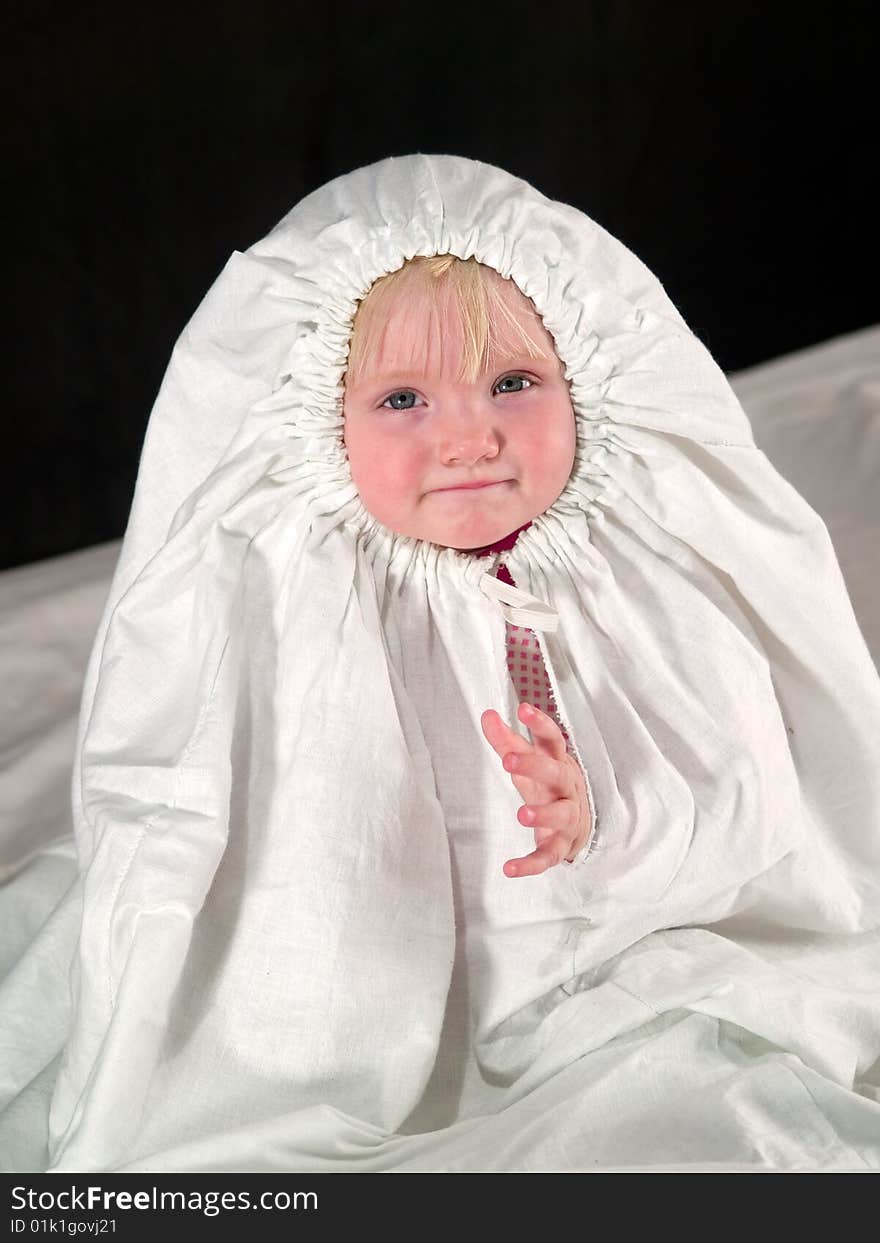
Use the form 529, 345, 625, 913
379, 376, 531, 409
381, 390, 422, 411
494, 374, 531, 394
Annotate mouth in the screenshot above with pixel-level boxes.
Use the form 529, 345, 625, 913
431, 480, 512, 493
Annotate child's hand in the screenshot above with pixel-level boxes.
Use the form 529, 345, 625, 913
480, 703, 592, 878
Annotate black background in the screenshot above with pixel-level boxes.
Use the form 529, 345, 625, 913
6, 1, 876, 570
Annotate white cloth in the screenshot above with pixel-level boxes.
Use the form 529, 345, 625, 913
2, 155, 879, 1172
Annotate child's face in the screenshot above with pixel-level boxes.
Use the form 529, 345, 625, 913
342, 275, 576, 551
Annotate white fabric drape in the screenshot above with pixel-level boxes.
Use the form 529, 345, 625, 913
2, 155, 878, 1172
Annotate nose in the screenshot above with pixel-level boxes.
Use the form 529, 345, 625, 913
438, 405, 501, 467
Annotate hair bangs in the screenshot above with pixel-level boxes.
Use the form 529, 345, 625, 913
345, 256, 555, 389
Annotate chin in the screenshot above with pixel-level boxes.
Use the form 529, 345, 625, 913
445, 523, 523, 552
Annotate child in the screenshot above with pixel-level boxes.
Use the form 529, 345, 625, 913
1, 153, 878, 1172
342, 253, 593, 877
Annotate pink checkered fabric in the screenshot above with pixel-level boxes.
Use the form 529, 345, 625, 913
496, 561, 570, 746
470, 523, 571, 746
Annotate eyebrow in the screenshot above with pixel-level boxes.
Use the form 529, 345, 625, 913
354, 357, 552, 387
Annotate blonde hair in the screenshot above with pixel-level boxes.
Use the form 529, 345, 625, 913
344, 255, 555, 387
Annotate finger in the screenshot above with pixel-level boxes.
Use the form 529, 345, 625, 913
503, 750, 572, 795
517, 702, 567, 761
517, 796, 579, 836
480, 708, 533, 760
503, 835, 571, 878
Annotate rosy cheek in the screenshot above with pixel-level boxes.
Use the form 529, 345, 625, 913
351, 428, 422, 504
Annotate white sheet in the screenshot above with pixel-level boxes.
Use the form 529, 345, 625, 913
0, 154, 877, 1174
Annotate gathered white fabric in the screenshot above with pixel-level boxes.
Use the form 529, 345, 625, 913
3, 154, 880, 1172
